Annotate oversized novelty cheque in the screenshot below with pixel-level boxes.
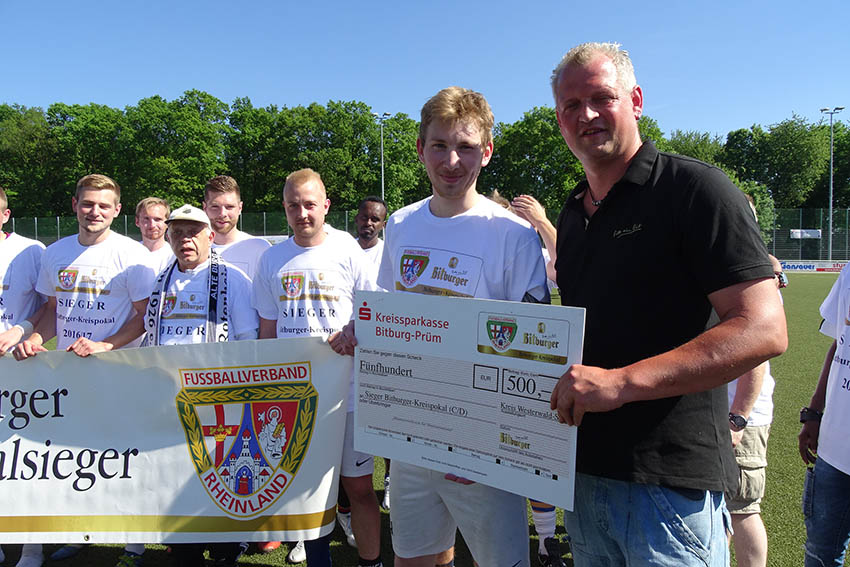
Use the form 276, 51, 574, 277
354, 290, 585, 510
0, 337, 348, 543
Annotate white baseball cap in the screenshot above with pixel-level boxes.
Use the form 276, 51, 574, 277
166, 204, 211, 228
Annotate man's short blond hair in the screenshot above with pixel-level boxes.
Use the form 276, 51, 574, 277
135, 197, 171, 219
204, 175, 241, 202
419, 87, 494, 148
284, 168, 326, 199
550, 42, 637, 103
0, 186, 7, 212
76, 174, 121, 202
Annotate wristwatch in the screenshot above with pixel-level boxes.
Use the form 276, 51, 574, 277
800, 407, 823, 423
729, 413, 748, 430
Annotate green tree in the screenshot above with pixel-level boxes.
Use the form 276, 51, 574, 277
0, 104, 63, 215
480, 106, 583, 214
722, 117, 829, 208
667, 130, 724, 165
122, 90, 230, 208
638, 115, 669, 151
803, 121, 850, 208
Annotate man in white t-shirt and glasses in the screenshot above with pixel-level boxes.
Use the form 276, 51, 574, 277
13, 174, 156, 567
147, 204, 258, 567
252, 168, 383, 567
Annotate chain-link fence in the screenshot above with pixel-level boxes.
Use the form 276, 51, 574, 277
11, 208, 850, 261
771, 209, 850, 261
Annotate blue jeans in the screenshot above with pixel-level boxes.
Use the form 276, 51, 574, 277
564, 473, 731, 567
803, 458, 850, 567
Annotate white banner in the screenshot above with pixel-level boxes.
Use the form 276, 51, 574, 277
0, 338, 349, 544
780, 260, 847, 273
790, 229, 822, 239
354, 291, 584, 510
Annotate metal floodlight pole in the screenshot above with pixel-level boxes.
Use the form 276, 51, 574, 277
373, 112, 391, 202
821, 106, 845, 260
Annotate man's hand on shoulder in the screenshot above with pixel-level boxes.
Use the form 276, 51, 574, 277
67, 337, 114, 357
328, 320, 357, 356
550, 364, 629, 426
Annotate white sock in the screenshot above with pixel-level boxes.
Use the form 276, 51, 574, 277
17, 544, 44, 567
125, 544, 145, 555
20, 544, 43, 557
531, 504, 556, 554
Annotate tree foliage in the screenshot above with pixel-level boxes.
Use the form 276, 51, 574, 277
0, 92, 845, 234
480, 107, 583, 214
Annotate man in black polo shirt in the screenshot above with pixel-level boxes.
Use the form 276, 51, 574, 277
548, 42, 787, 566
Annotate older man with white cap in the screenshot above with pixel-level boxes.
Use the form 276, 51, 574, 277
126, 204, 259, 567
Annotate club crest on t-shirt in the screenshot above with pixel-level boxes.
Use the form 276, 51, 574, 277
58, 268, 79, 290
176, 362, 317, 519
281, 272, 304, 299
400, 252, 429, 286
487, 316, 518, 352
162, 294, 177, 318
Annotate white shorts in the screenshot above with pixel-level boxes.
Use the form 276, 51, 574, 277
341, 411, 374, 478
389, 461, 530, 565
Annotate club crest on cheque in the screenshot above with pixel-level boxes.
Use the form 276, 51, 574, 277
487, 316, 518, 352
175, 362, 317, 518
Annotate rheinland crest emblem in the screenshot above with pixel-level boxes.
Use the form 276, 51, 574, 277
58, 268, 78, 290
487, 317, 518, 352
400, 254, 429, 287
162, 295, 177, 318
175, 362, 317, 519
281, 272, 305, 299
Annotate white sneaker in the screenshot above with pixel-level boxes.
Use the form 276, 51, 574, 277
336, 510, 357, 548
382, 475, 391, 510
287, 540, 306, 564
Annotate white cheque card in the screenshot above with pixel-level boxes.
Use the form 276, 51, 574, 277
353, 291, 585, 510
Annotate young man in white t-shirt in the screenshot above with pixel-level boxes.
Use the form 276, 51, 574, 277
800, 260, 850, 567
146, 204, 258, 567
0, 186, 46, 356
203, 175, 270, 279
346, 87, 548, 567
13, 174, 156, 567
135, 196, 174, 275
252, 168, 383, 567
0, 187, 47, 567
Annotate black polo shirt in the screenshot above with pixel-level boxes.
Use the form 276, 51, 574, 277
555, 141, 773, 492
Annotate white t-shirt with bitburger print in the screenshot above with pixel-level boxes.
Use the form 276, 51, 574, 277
36, 231, 156, 350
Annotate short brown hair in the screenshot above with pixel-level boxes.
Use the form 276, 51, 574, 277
135, 197, 171, 219
0, 186, 7, 212
76, 174, 121, 201
419, 86, 494, 148
284, 168, 326, 199
204, 175, 241, 202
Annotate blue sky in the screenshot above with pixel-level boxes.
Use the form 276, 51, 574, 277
2, 0, 848, 138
